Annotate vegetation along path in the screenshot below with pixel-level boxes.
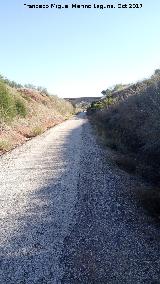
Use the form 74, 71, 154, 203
0, 113, 160, 283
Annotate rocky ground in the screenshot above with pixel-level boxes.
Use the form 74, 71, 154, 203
0, 113, 160, 283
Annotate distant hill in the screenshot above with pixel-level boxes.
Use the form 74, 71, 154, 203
65, 97, 101, 109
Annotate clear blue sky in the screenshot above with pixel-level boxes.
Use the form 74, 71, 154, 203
0, 0, 160, 97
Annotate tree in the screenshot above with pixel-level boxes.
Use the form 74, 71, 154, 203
24, 83, 36, 90
154, 69, 160, 75
101, 89, 112, 97
0, 74, 4, 81
101, 90, 107, 96
37, 86, 49, 95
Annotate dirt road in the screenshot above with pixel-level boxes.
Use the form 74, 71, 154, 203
0, 113, 160, 283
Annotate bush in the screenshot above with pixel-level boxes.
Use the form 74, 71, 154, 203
0, 82, 17, 122
0, 82, 28, 124
15, 98, 27, 117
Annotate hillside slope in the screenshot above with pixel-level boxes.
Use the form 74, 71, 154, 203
0, 82, 74, 153
88, 71, 160, 184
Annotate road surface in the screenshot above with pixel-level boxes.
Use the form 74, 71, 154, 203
0, 113, 160, 283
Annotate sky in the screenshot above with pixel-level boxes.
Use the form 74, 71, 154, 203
0, 0, 160, 98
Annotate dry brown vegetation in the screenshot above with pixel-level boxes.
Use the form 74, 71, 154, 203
0, 82, 74, 154
88, 71, 160, 185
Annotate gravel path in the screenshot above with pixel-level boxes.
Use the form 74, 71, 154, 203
0, 113, 160, 283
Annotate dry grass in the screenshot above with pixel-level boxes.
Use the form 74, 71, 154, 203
0, 139, 11, 151
88, 73, 160, 184
0, 83, 75, 153
29, 126, 44, 137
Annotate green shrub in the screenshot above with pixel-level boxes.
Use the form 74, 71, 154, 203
15, 98, 27, 117
0, 82, 16, 122
0, 82, 28, 124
